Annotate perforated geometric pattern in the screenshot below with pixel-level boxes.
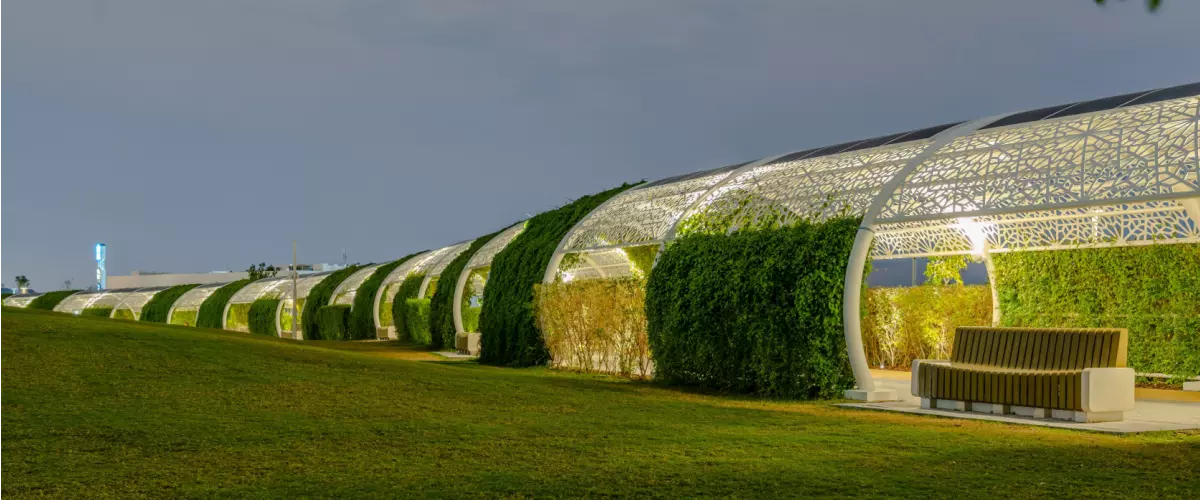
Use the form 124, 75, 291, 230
466, 221, 526, 270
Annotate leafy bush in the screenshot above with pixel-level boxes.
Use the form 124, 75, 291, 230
378, 284, 398, 328
479, 183, 636, 366
430, 231, 504, 350
301, 265, 364, 340
350, 252, 423, 340
317, 305, 353, 340
404, 298, 433, 345
169, 309, 198, 326
112, 308, 136, 320
645, 217, 860, 399
534, 277, 650, 378
622, 245, 659, 279
27, 290, 80, 310
225, 303, 252, 331
249, 298, 281, 336
81, 307, 114, 317
993, 244, 1200, 381
861, 285, 992, 369
391, 273, 426, 341
140, 284, 200, 323
197, 279, 253, 328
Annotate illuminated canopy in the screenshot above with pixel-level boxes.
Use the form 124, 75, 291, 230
548, 82, 1200, 399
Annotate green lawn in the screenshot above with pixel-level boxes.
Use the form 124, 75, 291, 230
3, 307, 1198, 499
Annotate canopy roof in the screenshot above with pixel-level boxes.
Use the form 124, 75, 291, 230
331, 264, 381, 306
2, 293, 44, 308
112, 286, 173, 319
53, 288, 140, 314
551, 82, 1199, 280
169, 282, 230, 313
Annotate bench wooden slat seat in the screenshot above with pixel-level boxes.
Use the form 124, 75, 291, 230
911, 327, 1135, 423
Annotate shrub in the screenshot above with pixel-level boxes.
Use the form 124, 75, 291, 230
404, 298, 433, 345
534, 277, 650, 378
861, 285, 992, 370
139, 284, 200, 323
197, 279, 253, 328
301, 265, 364, 340
993, 244, 1200, 381
645, 217, 860, 399
225, 303, 252, 331
479, 183, 636, 366
27, 290, 80, 311
350, 252, 423, 340
249, 298, 281, 336
430, 230, 504, 350
391, 273, 426, 341
317, 305, 353, 340
81, 307, 114, 317
170, 309, 198, 327
113, 308, 136, 320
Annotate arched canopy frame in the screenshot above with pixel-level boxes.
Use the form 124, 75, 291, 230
330, 264, 382, 307
110, 286, 173, 320
53, 288, 140, 315
373, 245, 461, 330
452, 221, 527, 334
221, 276, 294, 331
275, 271, 336, 337
166, 282, 230, 324
3, 293, 45, 308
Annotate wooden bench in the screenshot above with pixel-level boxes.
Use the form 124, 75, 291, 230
911, 327, 1134, 423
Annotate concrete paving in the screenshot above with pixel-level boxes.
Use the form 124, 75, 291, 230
839, 376, 1200, 434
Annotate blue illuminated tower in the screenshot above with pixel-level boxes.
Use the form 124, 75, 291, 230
95, 243, 107, 290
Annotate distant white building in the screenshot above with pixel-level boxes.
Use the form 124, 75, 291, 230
106, 263, 347, 289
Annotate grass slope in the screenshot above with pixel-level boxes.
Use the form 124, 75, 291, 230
3, 307, 1198, 499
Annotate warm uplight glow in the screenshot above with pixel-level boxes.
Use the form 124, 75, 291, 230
953, 217, 990, 256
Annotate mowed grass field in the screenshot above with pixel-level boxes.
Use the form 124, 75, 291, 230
3, 308, 1198, 499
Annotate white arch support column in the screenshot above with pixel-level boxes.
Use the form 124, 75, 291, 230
984, 247, 1002, 327
842, 115, 1008, 401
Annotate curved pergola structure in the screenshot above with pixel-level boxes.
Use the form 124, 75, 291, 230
551, 82, 1200, 400
330, 264, 382, 307
53, 288, 139, 315
373, 244, 464, 335
111, 286, 172, 320
275, 271, 335, 338
451, 221, 527, 335
416, 241, 472, 299
3, 293, 45, 308
167, 282, 230, 325
222, 276, 294, 332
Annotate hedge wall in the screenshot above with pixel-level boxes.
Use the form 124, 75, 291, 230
645, 217, 861, 399
391, 273, 426, 341
249, 298, 281, 336
430, 230, 504, 350
404, 298, 433, 345
317, 305, 352, 340
349, 252, 423, 340
479, 183, 636, 366
27, 290, 80, 310
197, 279, 253, 328
226, 303, 252, 331
81, 307, 114, 317
113, 308, 136, 320
139, 284, 200, 323
301, 265, 364, 340
993, 243, 1200, 381
862, 285, 992, 370
170, 309, 198, 327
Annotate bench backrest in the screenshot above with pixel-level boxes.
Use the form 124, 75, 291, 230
950, 327, 1127, 371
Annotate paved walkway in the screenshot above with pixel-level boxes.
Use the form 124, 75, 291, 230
840, 373, 1200, 434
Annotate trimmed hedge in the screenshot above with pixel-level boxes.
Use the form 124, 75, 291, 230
170, 309, 198, 327
349, 252, 424, 340
226, 303, 252, 331
430, 230, 505, 350
81, 307, 114, 317
404, 298, 433, 345
479, 183, 636, 366
318, 305, 353, 339
301, 265, 364, 340
862, 285, 993, 370
113, 308, 136, 320
28, 290, 80, 310
197, 279, 253, 328
249, 298, 281, 336
645, 217, 861, 399
993, 243, 1200, 381
140, 284, 200, 323
391, 273, 426, 341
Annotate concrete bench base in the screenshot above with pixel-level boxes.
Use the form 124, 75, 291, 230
922, 398, 1125, 423
455, 332, 480, 355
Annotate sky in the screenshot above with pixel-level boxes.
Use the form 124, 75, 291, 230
4, 0, 1199, 291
